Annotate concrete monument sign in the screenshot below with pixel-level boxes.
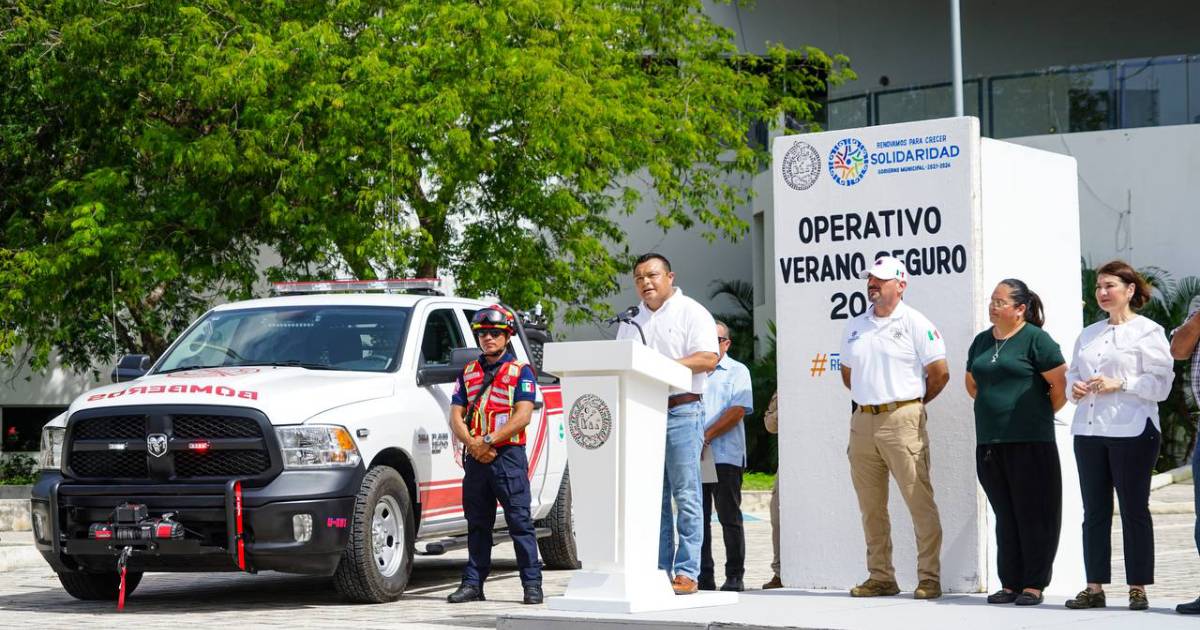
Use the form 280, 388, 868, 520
773, 117, 1084, 594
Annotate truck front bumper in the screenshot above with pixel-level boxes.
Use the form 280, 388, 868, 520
30, 466, 364, 575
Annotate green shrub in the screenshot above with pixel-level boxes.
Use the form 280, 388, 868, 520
0, 454, 37, 485
742, 471, 776, 491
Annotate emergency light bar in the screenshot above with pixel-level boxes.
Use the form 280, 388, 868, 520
271, 278, 443, 295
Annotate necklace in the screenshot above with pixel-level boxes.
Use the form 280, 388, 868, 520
991, 324, 1024, 363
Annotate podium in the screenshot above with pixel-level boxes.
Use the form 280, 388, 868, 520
542, 339, 738, 613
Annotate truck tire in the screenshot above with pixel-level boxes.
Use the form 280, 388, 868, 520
57, 570, 143, 601
333, 466, 415, 603
537, 466, 580, 569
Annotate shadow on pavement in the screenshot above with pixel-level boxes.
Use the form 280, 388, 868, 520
0, 556, 528, 615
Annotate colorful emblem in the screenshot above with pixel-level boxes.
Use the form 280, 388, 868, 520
828, 138, 869, 186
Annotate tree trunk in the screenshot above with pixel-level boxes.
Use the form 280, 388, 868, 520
414, 202, 448, 281
335, 238, 376, 281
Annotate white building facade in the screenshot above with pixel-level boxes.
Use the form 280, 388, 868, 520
728, 0, 1200, 350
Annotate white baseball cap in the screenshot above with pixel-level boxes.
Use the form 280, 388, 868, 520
859, 256, 908, 282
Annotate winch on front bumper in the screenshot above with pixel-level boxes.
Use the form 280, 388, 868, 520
31, 467, 363, 575
31, 404, 365, 576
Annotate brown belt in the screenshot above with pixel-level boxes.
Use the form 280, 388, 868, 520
668, 393, 702, 409
857, 398, 922, 415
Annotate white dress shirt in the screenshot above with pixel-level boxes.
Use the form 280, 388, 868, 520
839, 300, 946, 405
1068, 315, 1174, 437
616, 287, 718, 394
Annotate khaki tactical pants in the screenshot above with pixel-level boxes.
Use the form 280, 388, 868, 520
847, 402, 942, 583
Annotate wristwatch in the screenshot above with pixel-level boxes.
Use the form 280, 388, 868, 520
482, 434, 494, 445
1119, 378, 1128, 392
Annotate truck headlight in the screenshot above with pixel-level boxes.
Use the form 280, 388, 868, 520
39, 427, 65, 470
276, 425, 361, 469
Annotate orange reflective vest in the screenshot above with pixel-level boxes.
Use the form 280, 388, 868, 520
461, 359, 528, 446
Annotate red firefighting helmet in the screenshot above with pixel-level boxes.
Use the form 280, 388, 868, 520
470, 305, 516, 335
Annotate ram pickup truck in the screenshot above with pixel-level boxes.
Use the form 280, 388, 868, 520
30, 280, 577, 604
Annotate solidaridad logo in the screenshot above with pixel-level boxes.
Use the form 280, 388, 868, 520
828, 137, 870, 186
567, 393, 613, 450
780, 141, 821, 191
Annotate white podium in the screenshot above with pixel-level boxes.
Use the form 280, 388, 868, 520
542, 339, 738, 613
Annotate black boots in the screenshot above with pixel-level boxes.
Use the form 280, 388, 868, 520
523, 583, 544, 605
448, 580, 542, 605
447, 581, 485, 603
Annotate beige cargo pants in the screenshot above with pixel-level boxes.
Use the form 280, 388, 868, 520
847, 401, 942, 583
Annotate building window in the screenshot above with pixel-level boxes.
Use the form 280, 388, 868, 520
753, 212, 766, 307
2, 407, 67, 452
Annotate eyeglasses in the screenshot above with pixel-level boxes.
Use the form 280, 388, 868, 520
476, 329, 506, 339
989, 300, 1014, 308
717, 336, 729, 343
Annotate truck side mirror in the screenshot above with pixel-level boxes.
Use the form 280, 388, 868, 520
415, 347, 478, 387
111, 354, 152, 383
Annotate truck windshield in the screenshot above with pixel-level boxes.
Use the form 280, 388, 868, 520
154, 306, 411, 374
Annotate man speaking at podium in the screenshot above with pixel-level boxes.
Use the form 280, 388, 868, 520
616, 253, 720, 595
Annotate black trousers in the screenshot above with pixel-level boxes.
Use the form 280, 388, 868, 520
1074, 420, 1160, 585
701, 463, 745, 582
976, 442, 1062, 590
461, 446, 542, 586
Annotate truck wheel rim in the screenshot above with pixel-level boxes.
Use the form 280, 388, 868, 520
372, 495, 404, 577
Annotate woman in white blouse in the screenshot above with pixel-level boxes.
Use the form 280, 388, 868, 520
1063, 260, 1173, 612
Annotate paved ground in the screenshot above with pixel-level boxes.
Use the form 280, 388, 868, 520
1, 482, 1198, 628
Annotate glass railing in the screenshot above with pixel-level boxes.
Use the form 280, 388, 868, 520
827, 54, 1200, 138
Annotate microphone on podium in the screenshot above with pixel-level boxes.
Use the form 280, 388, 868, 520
605, 305, 639, 325
606, 305, 645, 345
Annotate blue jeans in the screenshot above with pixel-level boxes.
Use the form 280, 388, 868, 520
659, 400, 704, 580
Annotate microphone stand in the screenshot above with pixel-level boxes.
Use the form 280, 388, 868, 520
618, 316, 646, 346
606, 308, 646, 345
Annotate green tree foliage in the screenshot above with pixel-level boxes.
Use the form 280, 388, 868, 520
707, 277, 777, 471
0, 1, 852, 372
1131, 268, 1200, 471
746, 320, 777, 473
709, 278, 755, 361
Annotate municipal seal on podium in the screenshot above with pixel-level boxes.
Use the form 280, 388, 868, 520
567, 393, 613, 450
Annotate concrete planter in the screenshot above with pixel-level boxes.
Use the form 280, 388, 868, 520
0, 486, 32, 531
742, 490, 772, 515
0, 500, 30, 532
0, 485, 32, 500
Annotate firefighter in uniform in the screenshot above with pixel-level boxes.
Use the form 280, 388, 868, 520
446, 305, 543, 605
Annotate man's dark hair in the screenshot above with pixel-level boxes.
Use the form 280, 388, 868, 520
634, 252, 671, 273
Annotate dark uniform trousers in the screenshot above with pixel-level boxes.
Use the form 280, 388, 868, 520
462, 444, 542, 586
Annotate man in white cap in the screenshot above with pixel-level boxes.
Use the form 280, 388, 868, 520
839, 256, 950, 600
